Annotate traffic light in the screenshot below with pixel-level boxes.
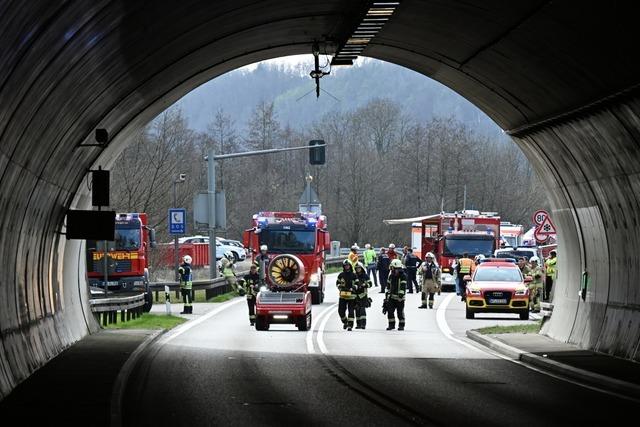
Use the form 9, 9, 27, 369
309, 140, 325, 165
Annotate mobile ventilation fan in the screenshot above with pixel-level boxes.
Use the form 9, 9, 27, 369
268, 254, 306, 288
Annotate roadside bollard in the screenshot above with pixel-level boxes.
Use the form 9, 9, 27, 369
165, 284, 171, 315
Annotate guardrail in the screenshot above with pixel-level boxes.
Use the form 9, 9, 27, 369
90, 293, 146, 326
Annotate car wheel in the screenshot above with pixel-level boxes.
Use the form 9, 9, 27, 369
310, 288, 321, 304
519, 310, 529, 320
465, 306, 475, 319
297, 312, 312, 331
232, 251, 240, 262
255, 316, 269, 331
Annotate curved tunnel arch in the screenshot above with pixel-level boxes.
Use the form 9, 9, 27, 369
1, 0, 639, 398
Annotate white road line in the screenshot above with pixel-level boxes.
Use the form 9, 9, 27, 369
306, 304, 338, 354
317, 303, 339, 354
158, 298, 245, 345
436, 293, 486, 354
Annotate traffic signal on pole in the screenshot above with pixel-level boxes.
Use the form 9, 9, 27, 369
309, 140, 325, 165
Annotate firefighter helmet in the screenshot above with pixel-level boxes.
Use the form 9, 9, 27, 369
389, 243, 396, 249
342, 259, 352, 269
224, 251, 234, 260
530, 256, 540, 264
351, 244, 358, 250
354, 262, 365, 271
260, 244, 268, 252
390, 259, 403, 269
365, 243, 371, 249
182, 255, 192, 264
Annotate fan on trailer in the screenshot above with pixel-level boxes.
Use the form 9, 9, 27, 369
268, 254, 306, 288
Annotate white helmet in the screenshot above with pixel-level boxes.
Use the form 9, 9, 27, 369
389, 243, 396, 249
260, 244, 268, 252
530, 256, 540, 263
365, 243, 371, 249
351, 244, 358, 250
182, 255, 192, 264
224, 251, 234, 260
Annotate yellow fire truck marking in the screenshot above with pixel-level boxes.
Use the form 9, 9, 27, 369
92, 252, 139, 261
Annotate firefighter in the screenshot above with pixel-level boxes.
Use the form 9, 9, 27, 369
544, 250, 557, 302
385, 259, 407, 330
179, 255, 193, 314
347, 244, 359, 267
354, 262, 372, 329
517, 256, 531, 277
253, 244, 270, 284
528, 257, 544, 312
418, 253, 440, 309
363, 243, 378, 287
220, 251, 238, 293
243, 264, 261, 325
377, 247, 391, 293
337, 259, 358, 331
403, 247, 422, 293
387, 243, 397, 261
457, 252, 475, 301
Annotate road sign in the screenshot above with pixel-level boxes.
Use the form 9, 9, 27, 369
532, 209, 549, 226
537, 216, 557, 234
168, 208, 186, 235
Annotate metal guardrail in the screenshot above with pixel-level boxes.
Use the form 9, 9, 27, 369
90, 292, 146, 326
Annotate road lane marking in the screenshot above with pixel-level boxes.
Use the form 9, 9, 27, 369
317, 303, 338, 354
306, 304, 338, 354
158, 298, 245, 345
436, 293, 485, 354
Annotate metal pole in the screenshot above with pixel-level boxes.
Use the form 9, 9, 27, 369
173, 181, 179, 282
103, 240, 108, 297
208, 148, 217, 281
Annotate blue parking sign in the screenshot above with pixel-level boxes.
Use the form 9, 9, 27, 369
169, 208, 186, 235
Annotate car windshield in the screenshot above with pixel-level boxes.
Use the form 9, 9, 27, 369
444, 236, 494, 257
496, 250, 535, 259
474, 267, 522, 282
260, 230, 315, 253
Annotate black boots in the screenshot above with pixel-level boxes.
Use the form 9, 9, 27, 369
180, 305, 193, 314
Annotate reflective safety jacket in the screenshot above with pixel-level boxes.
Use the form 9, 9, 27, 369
221, 257, 235, 278
348, 252, 359, 267
253, 254, 270, 281
243, 272, 260, 299
179, 263, 193, 290
363, 249, 377, 266
545, 257, 557, 278
386, 271, 407, 302
458, 257, 475, 275
354, 271, 372, 299
337, 271, 358, 300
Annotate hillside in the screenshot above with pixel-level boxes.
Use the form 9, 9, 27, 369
175, 57, 503, 137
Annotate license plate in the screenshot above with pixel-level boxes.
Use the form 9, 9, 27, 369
489, 298, 507, 304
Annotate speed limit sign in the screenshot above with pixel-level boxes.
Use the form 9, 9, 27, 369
533, 209, 548, 226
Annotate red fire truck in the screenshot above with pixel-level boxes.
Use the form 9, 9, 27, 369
86, 213, 156, 311
385, 210, 501, 292
243, 211, 330, 331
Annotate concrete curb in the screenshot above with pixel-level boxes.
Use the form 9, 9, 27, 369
110, 329, 166, 427
466, 330, 640, 401
466, 330, 525, 359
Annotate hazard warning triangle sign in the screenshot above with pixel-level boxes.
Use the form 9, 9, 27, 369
536, 216, 556, 235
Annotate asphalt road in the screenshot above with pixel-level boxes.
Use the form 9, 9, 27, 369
123, 273, 638, 426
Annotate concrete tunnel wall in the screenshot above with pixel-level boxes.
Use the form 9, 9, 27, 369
1, 0, 639, 399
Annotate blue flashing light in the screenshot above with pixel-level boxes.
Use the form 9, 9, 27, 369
447, 226, 454, 232
306, 218, 317, 229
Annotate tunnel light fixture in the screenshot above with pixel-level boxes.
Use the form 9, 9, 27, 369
331, 1, 400, 66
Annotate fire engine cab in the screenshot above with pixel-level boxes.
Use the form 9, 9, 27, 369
243, 211, 330, 331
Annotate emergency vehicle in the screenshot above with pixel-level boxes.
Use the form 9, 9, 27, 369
243, 211, 330, 331
86, 213, 156, 311
385, 210, 501, 291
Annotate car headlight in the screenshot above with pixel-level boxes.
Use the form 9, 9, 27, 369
467, 287, 481, 295
515, 287, 528, 295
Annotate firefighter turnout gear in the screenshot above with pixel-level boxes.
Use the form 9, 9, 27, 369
363, 244, 378, 287
354, 262, 372, 329
337, 261, 358, 331
179, 260, 193, 314
386, 259, 407, 330
243, 268, 261, 325
528, 260, 544, 312
221, 256, 238, 293
418, 257, 441, 309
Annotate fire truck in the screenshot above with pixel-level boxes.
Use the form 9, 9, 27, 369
86, 213, 156, 311
385, 210, 501, 292
243, 211, 330, 331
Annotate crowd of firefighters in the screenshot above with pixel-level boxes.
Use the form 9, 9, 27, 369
176, 243, 558, 328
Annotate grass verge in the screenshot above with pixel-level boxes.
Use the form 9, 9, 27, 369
325, 265, 343, 274
476, 320, 542, 335
104, 313, 186, 330
208, 291, 238, 303
153, 289, 238, 304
